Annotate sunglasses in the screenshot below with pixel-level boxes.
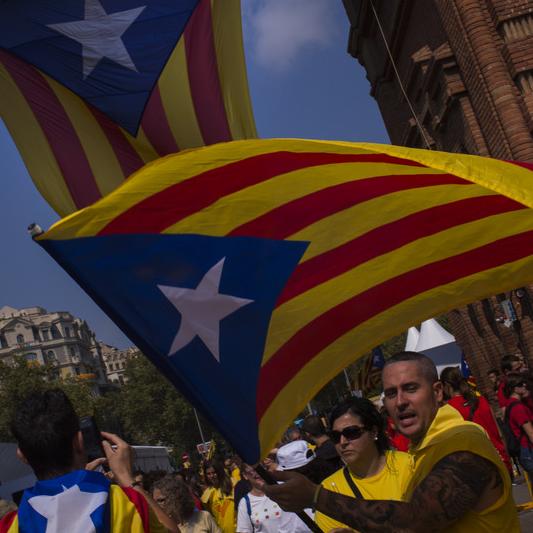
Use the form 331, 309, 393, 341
328, 425, 367, 444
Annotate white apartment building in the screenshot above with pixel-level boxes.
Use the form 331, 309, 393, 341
0, 305, 107, 387
100, 342, 138, 385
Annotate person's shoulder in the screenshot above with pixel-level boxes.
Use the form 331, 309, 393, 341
198, 509, 218, 522
447, 395, 464, 407
0, 509, 17, 531
319, 466, 345, 488
384, 450, 412, 481
509, 401, 531, 418
316, 439, 337, 457
201, 486, 215, 503
386, 449, 411, 466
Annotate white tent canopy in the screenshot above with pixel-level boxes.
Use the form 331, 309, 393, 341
415, 319, 456, 351
404, 319, 462, 376
404, 326, 420, 352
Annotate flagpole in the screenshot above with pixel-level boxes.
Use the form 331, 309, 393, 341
193, 407, 206, 443
343, 368, 352, 393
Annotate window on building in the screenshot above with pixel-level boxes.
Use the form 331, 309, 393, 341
65, 326, 71, 338
42, 329, 49, 341
119, 375, 125, 385
70, 347, 76, 357
51, 327, 60, 339
75, 367, 80, 375
16, 334, 24, 344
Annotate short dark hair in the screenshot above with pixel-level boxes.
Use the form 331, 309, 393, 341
384, 351, 438, 384
504, 373, 528, 397
282, 425, 302, 443
501, 355, 520, 373
301, 415, 326, 437
328, 397, 389, 455
10, 389, 79, 479
487, 368, 498, 376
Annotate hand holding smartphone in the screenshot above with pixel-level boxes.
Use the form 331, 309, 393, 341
80, 416, 106, 463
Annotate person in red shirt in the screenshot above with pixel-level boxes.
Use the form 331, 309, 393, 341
441, 366, 512, 475
384, 414, 410, 452
497, 355, 525, 410
505, 374, 533, 476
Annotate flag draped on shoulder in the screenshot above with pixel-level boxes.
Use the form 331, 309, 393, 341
0, 0, 256, 216
0, 470, 161, 532
35, 138, 533, 463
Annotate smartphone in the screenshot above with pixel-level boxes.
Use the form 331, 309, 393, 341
80, 416, 106, 463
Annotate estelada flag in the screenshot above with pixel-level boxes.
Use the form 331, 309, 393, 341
35, 139, 533, 463
0, 0, 255, 216
0, 470, 165, 532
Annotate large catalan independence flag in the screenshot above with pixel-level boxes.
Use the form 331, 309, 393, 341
0, 0, 255, 216
35, 139, 533, 463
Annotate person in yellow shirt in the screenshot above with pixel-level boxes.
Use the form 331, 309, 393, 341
201, 461, 236, 533
315, 397, 411, 532
263, 351, 519, 532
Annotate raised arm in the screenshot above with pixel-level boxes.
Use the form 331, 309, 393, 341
265, 451, 502, 533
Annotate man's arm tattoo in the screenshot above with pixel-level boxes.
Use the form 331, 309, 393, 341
316, 451, 502, 533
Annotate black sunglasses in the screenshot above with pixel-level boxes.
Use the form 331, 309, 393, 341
328, 425, 367, 444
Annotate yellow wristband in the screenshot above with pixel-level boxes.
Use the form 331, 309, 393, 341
312, 484, 322, 510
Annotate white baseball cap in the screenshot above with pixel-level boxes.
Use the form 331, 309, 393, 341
276, 440, 315, 470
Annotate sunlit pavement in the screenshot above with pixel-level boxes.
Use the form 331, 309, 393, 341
513, 479, 533, 530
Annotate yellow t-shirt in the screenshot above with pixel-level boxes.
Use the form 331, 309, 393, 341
201, 487, 236, 533
231, 467, 241, 484
315, 450, 411, 532
405, 404, 519, 532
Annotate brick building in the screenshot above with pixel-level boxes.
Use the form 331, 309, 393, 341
343, 0, 533, 394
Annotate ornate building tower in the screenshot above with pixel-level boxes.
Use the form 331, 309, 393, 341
343, 0, 533, 393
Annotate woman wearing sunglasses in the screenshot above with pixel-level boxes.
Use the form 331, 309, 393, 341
314, 397, 411, 533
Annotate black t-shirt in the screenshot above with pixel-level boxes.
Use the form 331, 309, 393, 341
315, 439, 343, 471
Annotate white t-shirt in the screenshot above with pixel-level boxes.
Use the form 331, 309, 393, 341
236, 493, 312, 533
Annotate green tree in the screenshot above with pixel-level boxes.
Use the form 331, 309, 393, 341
115, 354, 219, 457
0, 356, 98, 440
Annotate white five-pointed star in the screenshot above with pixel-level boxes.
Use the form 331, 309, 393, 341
47, 0, 145, 79
158, 258, 254, 362
28, 484, 108, 533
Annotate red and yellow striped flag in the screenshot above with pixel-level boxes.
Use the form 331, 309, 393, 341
0, 0, 255, 217
36, 139, 533, 461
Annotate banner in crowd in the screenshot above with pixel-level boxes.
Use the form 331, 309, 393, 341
35, 138, 533, 462
0, 0, 256, 216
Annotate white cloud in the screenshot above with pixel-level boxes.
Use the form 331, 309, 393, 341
243, 0, 336, 71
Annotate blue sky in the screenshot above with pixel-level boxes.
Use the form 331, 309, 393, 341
0, 0, 388, 348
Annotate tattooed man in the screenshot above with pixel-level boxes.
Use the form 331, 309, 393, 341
264, 352, 519, 532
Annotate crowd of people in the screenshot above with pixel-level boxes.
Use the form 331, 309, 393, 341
1, 350, 532, 532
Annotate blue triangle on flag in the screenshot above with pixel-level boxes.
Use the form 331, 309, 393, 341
0, 0, 200, 134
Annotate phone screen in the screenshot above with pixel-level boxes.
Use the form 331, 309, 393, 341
79, 416, 105, 463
